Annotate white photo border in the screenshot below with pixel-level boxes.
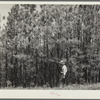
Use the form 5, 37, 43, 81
0, 1, 100, 99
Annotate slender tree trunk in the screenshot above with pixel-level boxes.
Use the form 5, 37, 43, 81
5, 49, 8, 87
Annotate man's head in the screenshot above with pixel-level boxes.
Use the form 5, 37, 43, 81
59, 60, 65, 65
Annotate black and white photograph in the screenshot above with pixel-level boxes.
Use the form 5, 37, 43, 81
0, 2, 100, 92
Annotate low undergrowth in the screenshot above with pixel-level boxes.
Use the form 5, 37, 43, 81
1, 83, 100, 90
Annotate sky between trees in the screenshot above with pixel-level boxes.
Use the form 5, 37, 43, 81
0, 4, 41, 28
0, 4, 13, 27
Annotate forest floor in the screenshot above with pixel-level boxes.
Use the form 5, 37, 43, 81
52, 83, 100, 90
35, 83, 100, 90
2, 83, 100, 90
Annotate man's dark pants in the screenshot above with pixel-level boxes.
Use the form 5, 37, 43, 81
58, 73, 66, 87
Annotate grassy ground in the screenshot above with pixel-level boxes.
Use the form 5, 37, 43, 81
36, 83, 100, 90
1, 83, 100, 90
51, 83, 100, 90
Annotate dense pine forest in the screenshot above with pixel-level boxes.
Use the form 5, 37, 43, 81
0, 4, 100, 88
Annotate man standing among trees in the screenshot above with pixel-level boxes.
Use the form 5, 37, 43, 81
58, 60, 67, 87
